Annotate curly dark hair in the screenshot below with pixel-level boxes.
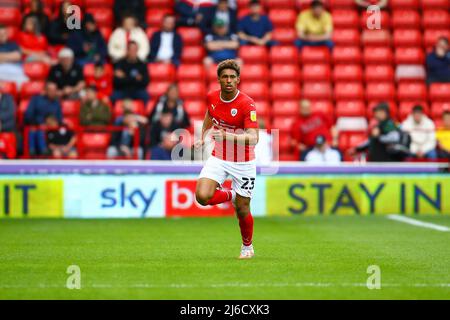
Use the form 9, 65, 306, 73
217, 59, 240, 78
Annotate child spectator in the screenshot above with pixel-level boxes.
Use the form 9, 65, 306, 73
237, 0, 274, 46
305, 135, 341, 164
85, 62, 112, 102
45, 114, 77, 158
80, 86, 111, 126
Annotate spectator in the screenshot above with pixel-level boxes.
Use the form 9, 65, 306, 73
175, 0, 214, 27
290, 99, 337, 160
0, 24, 29, 88
22, 0, 50, 37
305, 135, 341, 164
112, 41, 150, 104
401, 105, 437, 159
108, 14, 149, 62
45, 114, 77, 158
149, 111, 179, 160
149, 84, 190, 129
237, 0, 274, 46
295, 0, 334, 50
203, 0, 238, 34
212, 0, 237, 9
67, 13, 107, 66
79, 86, 111, 126
204, 18, 240, 67
113, 0, 146, 28
24, 81, 62, 155
47, 48, 85, 99
0, 92, 16, 132
355, 0, 388, 9
426, 36, 450, 84
436, 111, 450, 159
85, 62, 112, 102
107, 104, 147, 159
17, 15, 51, 64
48, 0, 76, 45
149, 14, 183, 66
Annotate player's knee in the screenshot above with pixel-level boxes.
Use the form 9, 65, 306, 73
236, 204, 250, 218
195, 190, 212, 206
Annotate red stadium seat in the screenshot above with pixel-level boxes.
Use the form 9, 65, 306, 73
264, 0, 296, 8
147, 81, 171, 98
332, 46, 362, 64
6, 26, 18, 41
302, 64, 331, 82
366, 82, 396, 102
254, 100, 270, 117
86, 8, 113, 28
338, 131, 368, 153
328, 0, 356, 8
390, 0, 419, 9
270, 63, 301, 83
397, 82, 428, 101
363, 47, 393, 64
393, 29, 422, 47
270, 45, 298, 64
335, 101, 366, 117
240, 82, 270, 100
146, 27, 158, 39
181, 46, 205, 63
421, 0, 449, 10
361, 30, 391, 47
99, 27, 112, 41
20, 81, 45, 100
271, 82, 301, 100
0, 8, 21, 26
241, 64, 270, 81
391, 10, 421, 28
332, 9, 359, 28
146, 8, 173, 28
145, 0, 174, 8
81, 132, 110, 149
177, 64, 206, 81
208, 82, 221, 92
429, 83, 450, 101
333, 28, 360, 45
302, 82, 333, 101
334, 82, 365, 101
85, 0, 114, 8
365, 65, 394, 82
206, 64, 218, 83
394, 47, 425, 64
271, 28, 297, 44
184, 100, 206, 117
178, 27, 203, 46
424, 29, 450, 48
272, 100, 298, 116
367, 101, 398, 120
333, 64, 363, 82
61, 100, 81, 118
272, 116, 296, 132
178, 82, 206, 100
148, 63, 176, 82
0, 81, 17, 99
422, 10, 449, 29
17, 100, 29, 125
300, 46, 331, 63
268, 9, 297, 28
238, 46, 269, 64
310, 100, 334, 116
114, 100, 145, 117
398, 101, 429, 121
431, 102, 450, 120
360, 10, 390, 29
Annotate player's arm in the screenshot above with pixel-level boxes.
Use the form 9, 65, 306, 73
195, 110, 213, 148
213, 128, 259, 146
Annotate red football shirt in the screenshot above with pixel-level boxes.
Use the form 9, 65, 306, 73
206, 89, 258, 162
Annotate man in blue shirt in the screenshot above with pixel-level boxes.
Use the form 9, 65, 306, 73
237, 0, 275, 46
204, 18, 240, 67
0, 24, 29, 88
426, 36, 450, 84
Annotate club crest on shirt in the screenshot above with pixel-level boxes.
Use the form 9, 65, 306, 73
250, 111, 257, 122
231, 108, 238, 117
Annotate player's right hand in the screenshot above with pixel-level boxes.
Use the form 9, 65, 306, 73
194, 140, 204, 149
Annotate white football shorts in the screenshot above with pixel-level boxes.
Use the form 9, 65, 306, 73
198, 155, 256, 198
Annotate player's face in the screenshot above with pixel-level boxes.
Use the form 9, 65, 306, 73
218, 69, 240, 94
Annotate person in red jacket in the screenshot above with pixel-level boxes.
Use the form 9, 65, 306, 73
290, 99, 338, 160
85, 62, 112, 103
18, 15, 51, 63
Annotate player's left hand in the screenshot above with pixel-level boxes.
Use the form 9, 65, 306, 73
212, 129, 226, 142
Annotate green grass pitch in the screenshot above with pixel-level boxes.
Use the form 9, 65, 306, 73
0, 216, 449, 299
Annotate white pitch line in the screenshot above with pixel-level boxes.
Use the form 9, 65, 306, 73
387, 215, 450, 232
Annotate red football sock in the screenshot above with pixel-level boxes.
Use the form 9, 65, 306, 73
238, 213, 254, 246
206, 189, 232, 205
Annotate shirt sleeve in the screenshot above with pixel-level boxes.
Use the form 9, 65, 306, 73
323, 12, 333, 33
265, 16, 274, 33
243, 101, 258, 129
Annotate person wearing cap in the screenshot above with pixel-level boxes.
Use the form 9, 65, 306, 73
304, 135, 341, 164
79, 85, 111, 127
401, 105, 437, 159
204, 18, 240, 67
67, 13, 107, 66
237, 0, 275, 46
295, 0, 334, 50
202, 0, 238, 35
47, 47, 85, 99
149, 14, 183, 66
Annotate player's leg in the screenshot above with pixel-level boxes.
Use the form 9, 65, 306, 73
196, 157, 231, 206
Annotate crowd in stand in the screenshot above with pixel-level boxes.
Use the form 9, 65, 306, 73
0, 0, 449, 162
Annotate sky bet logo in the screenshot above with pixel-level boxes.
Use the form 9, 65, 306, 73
101, 183, 157, 217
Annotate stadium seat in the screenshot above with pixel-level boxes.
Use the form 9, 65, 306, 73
270, 64, 300, 81
333, 64, 363, 82
328, 0, 356, 8
114, 100, 145, 117
241, 64, 270, 81
23, 62, 50, 81
395, 65, 426, 81
268, 9, 297, 28
363, 47, 393, 64
206, 64, 219, 83
360, 10, 390, 29
302, 64, 331, 82
147, 81, 171, 98
393, 29, 422, 47
238, 46, 268, 64
332, 10, 359, 28
0, 132, 17, 159
208, 82, 221, 92
61, 100, 81, 118
335, 101, 366, 117
310, 100, 334, 116
86, 8, 113, 28
398, 101, 429, 121
333, 28, 360, 45
0, 8, 21, 26
332, 46, 362, 64
178, 82, 206, 100
99, 27, 112, 41
366, 82, 396, 102
20, 81, 45, 100
394, 47, 425, 64
271, 28, 297, 44
148, 63, 176, 82
271, 82, 300, 100
270, 45, 298, 64
178, 27, 203, 46
80, 132, 110, 150
146, 8, 173, 28
145, 0, 174, 8
300, 46, 330, 64
272, 100, 298, 116
334, 82, 365, 101
272, 116, 296, 132
0, 81, 17, 99
420, 0, 449, 10
390, 0, 419, 9
182, 100, 206, 117
264, 0, 296, 8
365, 65, 394, 82
146, 27, 158, 40
85, 0, 114, 8
302, 82, 332, 101
431, 102, 450, 120
391, 10, 421, 28
240, 82, 270, 100
254, 100, 270, 117
422, 10, 449, 29
397, 82, 428, 101
181, 46, 205, 63
361, 30, 391, 47
429, 83, 450, 101
335, 117, 368, 132
424, 29, 450, 48
338, 131, 368, 153
177, 64, 206, 81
